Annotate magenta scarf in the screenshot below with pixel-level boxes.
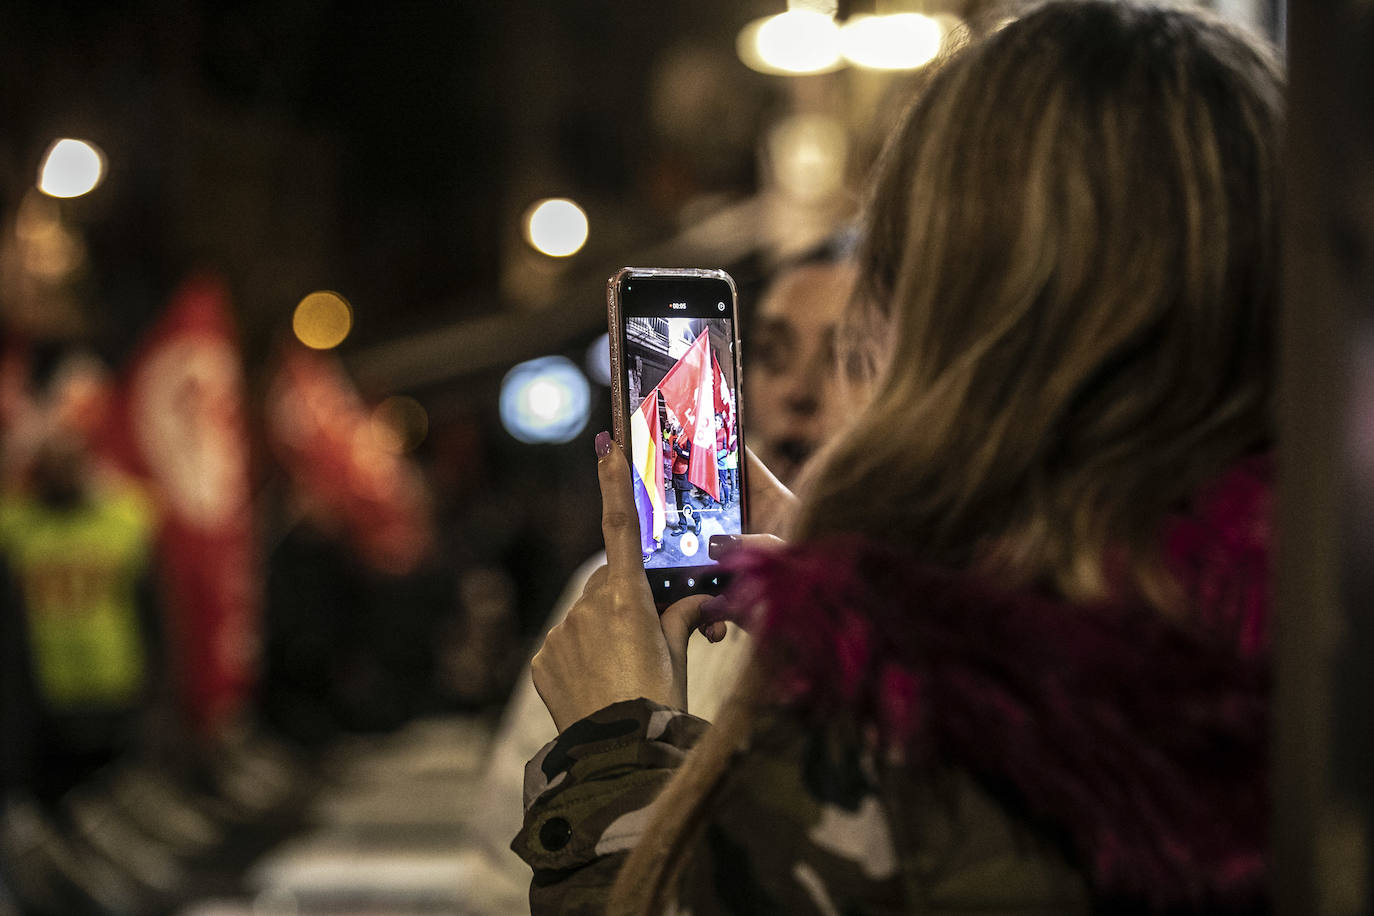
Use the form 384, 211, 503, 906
724, 455, 1271, 911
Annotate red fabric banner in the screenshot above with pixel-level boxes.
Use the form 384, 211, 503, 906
657, 330, 720, 501
113, 274, 259, 735
712, 351, 734, 449
265, 344, 433, 576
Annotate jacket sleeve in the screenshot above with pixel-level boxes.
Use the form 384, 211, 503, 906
511, 698, 708, 915
513, 697, 1088, 915
511, 698, 908, 915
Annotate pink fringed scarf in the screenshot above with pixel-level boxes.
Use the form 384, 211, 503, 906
723, 455, 1272, 911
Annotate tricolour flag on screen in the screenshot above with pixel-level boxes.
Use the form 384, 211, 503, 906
630, 388, 665, 551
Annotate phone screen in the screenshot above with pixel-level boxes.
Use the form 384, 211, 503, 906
616, 273, 744, 600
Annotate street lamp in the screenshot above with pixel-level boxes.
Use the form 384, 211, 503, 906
37, 139, 105, 198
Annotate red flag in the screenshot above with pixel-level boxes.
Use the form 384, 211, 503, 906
113, 274, 258, 735
712, 351, 735, 448
656, 332, 704, 444
712, 352, 727, 416
266, 344, 433, 576
657, 330, 720, 501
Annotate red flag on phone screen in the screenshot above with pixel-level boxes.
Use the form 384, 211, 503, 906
657, 330, 720, 501
712, 351, 735, 448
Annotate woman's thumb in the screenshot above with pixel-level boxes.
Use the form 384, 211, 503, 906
659, 594, 714, 667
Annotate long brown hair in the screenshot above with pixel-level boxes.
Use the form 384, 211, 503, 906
610, 3, 1284, 911
812, 0, 1283, 605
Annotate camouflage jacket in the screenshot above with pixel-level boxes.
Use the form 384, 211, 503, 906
513, 697, 1088, 915
514, 457, 1271, 913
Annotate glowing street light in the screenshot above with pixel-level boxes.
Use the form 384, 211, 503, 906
525, 198, 589, 257
293, 291, 354, 350
500, 356, 591, 444
737, 10, 843, 76
840, 13, 944, 70
38, 139, 105, 198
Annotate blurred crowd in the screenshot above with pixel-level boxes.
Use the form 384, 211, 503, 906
0, 275, 510, 913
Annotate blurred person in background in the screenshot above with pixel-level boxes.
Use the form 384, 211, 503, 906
0, 352, 167, 807
0, 350, 183, 913
743, 232, 859, 492
520, 2, 1281, 913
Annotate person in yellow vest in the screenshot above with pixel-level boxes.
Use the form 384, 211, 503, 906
0, 366, 166, 807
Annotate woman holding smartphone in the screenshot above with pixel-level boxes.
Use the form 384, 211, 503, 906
519, 2, 1281, 913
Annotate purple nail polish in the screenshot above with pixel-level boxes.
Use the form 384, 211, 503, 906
595, 430, 612, 458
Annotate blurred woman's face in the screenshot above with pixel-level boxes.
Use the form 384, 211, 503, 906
744, 261, 857, 487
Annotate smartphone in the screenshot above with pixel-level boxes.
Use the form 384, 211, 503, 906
607, 267, 748, 609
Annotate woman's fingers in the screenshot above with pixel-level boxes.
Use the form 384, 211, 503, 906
701, 621, 728, 643
534, 431, 724, 731
536, 431, 669, 727
580, 563, 610, 596
533, 565, 674, 730
659, 594, 713, 654
596, 431, 646, 576
658, 594, 713, 707
712, 533, 786, 557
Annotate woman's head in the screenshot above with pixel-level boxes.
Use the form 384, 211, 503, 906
610, 9, 1284, 911
745, 232, 859, 487
802, 1, 1284, 605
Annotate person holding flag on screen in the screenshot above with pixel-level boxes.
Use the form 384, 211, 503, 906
656, 329, 720, 508
666, 419, 698, 537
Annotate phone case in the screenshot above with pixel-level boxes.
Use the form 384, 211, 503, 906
606, 267, 740, 450
606, 267, 750, 603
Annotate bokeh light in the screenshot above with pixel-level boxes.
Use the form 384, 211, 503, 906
585, 333, 611, 386
840, 13, 944, 70
292, 291, 354, 350
371, 395, 430, 453
524, 198, 589, 257
14, 192, 85, 280
499, 356, 591, 444
767, 113, 848, 202
737, 11, 843, 76
38, 139, 105, 198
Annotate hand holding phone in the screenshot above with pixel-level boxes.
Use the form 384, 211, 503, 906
607, 268, 749, 609
531, 432, 718, 730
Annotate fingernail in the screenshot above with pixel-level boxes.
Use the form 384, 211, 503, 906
709, 534, 742, 561
595, 431, 612, 458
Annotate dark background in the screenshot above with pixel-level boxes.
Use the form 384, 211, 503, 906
0, 0, 795, 656
0, 0, 782, 361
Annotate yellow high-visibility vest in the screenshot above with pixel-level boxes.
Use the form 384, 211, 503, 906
0, 483, 157, 710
